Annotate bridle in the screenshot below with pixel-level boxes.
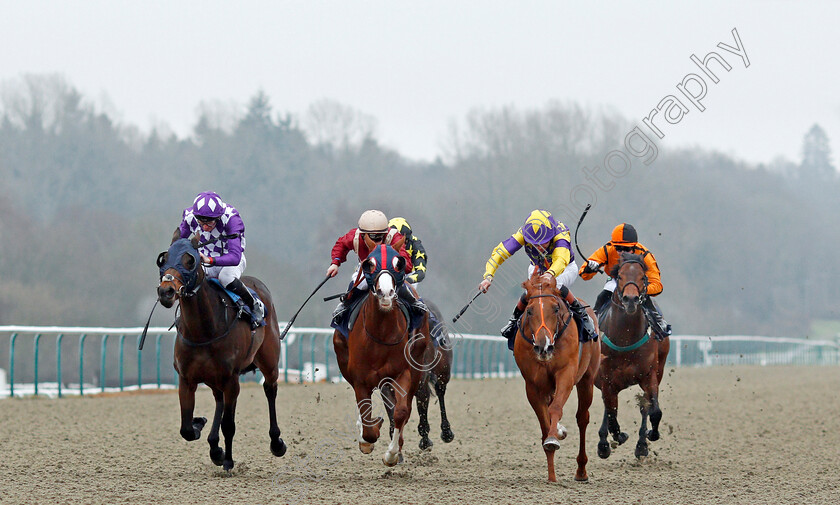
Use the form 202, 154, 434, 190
362, 269, 408, 346
519, 293, 572, 347
612, 257, 649, 308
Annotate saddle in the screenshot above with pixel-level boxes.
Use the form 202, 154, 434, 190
331, 292, 424, 339
208, 279, 267, 329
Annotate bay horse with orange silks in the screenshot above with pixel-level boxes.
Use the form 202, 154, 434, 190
514, 270, 600, 482
333, 241, 431, 466
595, 252, 670, 459
156, 233, 286, 471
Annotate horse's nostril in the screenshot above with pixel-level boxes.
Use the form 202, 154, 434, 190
546, 345, 554, 353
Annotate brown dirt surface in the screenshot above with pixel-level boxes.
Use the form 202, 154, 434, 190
2, 365, 839, 504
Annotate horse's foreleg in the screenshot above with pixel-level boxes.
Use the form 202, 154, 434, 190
220, 379, 240, 471
381, 383, 396, 440
207, 387, 225, 465
525, 382, 555, 482
434, 373, 455, 443
415, 374, 433, 450
597, 386, 627, 459
178, 377, 206, 441
637, 375, 662, 458
354, 386, 382, 453
545, 370, 576, 450
384, 371, 414, 467
574, 376, 595, 482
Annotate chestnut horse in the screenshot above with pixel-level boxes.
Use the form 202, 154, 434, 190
156, 234, 286, 471
514, 270, 600, 482
385, 299, 455, 450
594, 252, 670, 459
333, 243, 430, 466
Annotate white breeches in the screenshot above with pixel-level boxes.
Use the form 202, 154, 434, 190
204, 255, 246, 287
527, 259, 579, 289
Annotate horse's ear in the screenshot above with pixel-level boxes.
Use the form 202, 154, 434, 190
170, 228, 181, 245
393, 256, 406, 273
362, 256, 377, 274
363, 233, 377, 251
182, 253, 196, 271
190, 233, 200, 249
530, 268, 541, 280
156, 252, 168, 268
393, 236, 406, 253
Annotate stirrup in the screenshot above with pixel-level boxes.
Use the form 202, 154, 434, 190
500, 317, 518, 340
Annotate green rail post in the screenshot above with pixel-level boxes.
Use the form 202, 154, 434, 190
461, 339, 469, 379
79, 334, 87, 396
57, 334, 64, 398
118, 335, 126, 391
324, 335, 331, 382
9, 333, 17, 397
156, 334, 163, 389
309, 335, 317, 382
34, 334, 41, 396
489, 341, 496, 378
100, 334, 109, 393
298, 334, 304, 384
136, 335, 142, 390
505, 344, 511, 377
470, 340, 476, 379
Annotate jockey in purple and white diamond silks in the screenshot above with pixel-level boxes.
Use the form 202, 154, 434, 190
179, 191, 264, 325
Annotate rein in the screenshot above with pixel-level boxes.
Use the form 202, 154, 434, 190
176, 293, 243, 347
519, 293, 572, 346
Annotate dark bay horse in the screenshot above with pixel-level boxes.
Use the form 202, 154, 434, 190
514, 270, 600, 482
332, 243, 430, 466
385, 299, 455, 450
595, 252, 670, 459
156, 234, 286, 471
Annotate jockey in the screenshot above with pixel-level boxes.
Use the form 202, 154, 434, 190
578, 223, 671, 339
388, 217, 427, 285
327, 210, 427, 323
478, 210, 597, 350
179, 191, 264, 326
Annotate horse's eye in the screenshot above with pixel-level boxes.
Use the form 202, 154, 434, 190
525, 309, 532, 316
554, 305, 560, 313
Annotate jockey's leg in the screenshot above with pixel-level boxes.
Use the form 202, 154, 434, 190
397, 282, 427, 313
226, 278, 264, 324
560, 286, 598, 342
642, 296, 671, 340
501, 293, 528, 351
594, 290, 611, 314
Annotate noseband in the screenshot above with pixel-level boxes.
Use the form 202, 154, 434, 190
519, 294, 572, 347
613, 259, 648, 307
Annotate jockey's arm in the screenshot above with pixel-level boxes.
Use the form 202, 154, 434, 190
207, 218, 245, 267
545, 233, 572, 277
643, 249, 663, 296
578, 245, 608, 280
330, 229, 356, 267
406, 237, 427, 283
483, 233, 523, 279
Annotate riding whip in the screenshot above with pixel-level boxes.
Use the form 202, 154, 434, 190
279, 276, 332, 341
573, 203, 604, 275
452, 290, 483, 323
138, 299, 159, 350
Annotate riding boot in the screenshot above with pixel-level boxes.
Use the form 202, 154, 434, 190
501, 299, 526, 351
397, 283, 428, 313
332, 286, 365, 325
594, 289, 612, 315
642, 297, 672, 340
227, 278, 264, 327
565, 292, 598, 342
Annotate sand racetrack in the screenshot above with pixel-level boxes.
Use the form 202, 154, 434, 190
2, 365, 839, 505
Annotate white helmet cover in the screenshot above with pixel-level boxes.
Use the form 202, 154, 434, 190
358, 209, 388, 233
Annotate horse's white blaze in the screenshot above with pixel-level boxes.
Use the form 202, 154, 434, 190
376, 274, 396, 307
384, 426, 402, 465
557, 422, 567, 440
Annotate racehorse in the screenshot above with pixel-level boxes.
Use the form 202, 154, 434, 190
594, 252, 670, 459
384, 299, 455, 450
156, 233, 286, 471
514, 269, 600, 482
332, 242, 431, 466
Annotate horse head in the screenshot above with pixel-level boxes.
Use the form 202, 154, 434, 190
361, 244, 406, 311
521, 269, 571, 360
156, 234, 204, 308
611, 252, 649, 314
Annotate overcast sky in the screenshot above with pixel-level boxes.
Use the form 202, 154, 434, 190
2, 1, 838, 165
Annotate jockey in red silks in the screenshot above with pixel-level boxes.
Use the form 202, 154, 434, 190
478, 209, 598, 351
327, 209, 427, 323
178, 191, 264, 326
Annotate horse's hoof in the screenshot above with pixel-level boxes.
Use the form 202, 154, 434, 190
648, 430, 660, 442
543, 437, 562, 451
574, 473, 589, 482
440, 429, 455, 443
210, 447, 225, 466
223, 459, 235, 472
556, 423, 568, 440
419, 437, 434, 451
271, 438, 287, 457
193, 417, 208, 431
635, 442, 648, 459
597, 441, 611, 459
382, 451, 401, 467
614, 432, 629, 445
359, 442, 375, 454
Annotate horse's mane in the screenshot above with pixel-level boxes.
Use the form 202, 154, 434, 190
610, 252, 647, 278
522, 273, 559, 294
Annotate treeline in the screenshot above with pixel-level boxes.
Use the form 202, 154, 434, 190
0, 74, 837, 337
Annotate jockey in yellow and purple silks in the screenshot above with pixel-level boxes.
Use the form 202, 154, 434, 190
478, 210, 598, 350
